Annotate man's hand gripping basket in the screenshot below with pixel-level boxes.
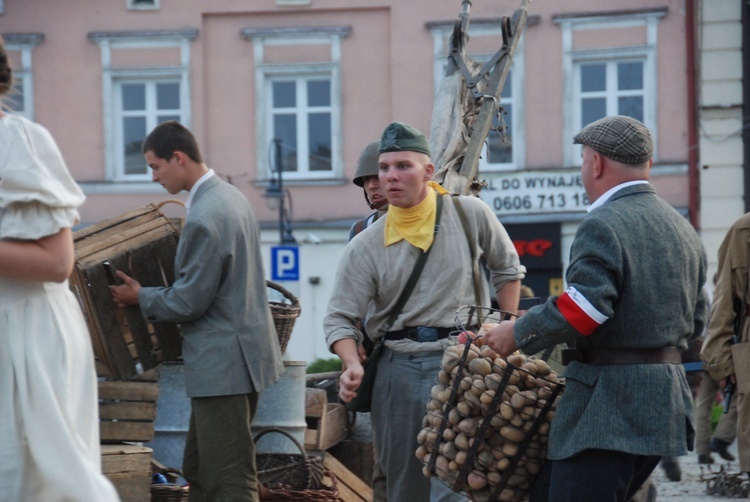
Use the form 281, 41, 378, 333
417, 306, 565, 502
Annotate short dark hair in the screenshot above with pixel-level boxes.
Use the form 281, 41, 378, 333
142, 121, 203, 164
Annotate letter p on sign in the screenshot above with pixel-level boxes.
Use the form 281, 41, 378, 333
271, 246, 299, 281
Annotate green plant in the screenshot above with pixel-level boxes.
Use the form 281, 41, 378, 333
710, 403, 724, 434
306, 357, 342, 374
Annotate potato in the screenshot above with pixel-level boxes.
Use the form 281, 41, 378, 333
456, 400, 472, 418
484, 372, 503, 391
493, 357, 508, 373
510, 392, 527, 411
498, 487, 516, 502
415, 445, 428, 460
476, 450, 495, 470
496, 457, 510, 471
507, 353, 525, 367
521, 361, 538, 375
430, 383, 445, 399
487, 471, 502, 486
437, 369, 452, 386
443, 427, 457, 441
458, 417, 479, 436
470, 377, 487, 396
449, 407, 463, 425
455, 449, 468, 466
480, 390, 496, 405
480, 345, 498, 361
435, 454, 450, 475
455, 432, 470, 451
502, 441, 519, 457
467, 470, 488, 490
533, 358, 552, 376
499, 401, 515, 420
469, 357, 492, 376
511, 413, 524, 428
500, 425, 525, 443
460, 375, 473, 391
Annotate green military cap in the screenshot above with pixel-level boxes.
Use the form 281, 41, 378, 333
378, 121, 431, 157
573, 115, 653, 165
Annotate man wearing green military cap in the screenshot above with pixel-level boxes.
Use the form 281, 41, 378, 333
325, 121, 525, 501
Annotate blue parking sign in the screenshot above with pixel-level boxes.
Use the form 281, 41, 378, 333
271, 246, 299, 281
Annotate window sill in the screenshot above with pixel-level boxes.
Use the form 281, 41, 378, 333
78, 181, 167, 195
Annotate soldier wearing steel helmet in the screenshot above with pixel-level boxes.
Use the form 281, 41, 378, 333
348, 141, 389, 240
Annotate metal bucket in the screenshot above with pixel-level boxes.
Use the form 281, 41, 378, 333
252, 360, 307, 454
147, 362, 191, 471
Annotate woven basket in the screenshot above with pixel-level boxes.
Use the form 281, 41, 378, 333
267, 280, 301, 354
255, 427, 324, 492
259, 470, 342, 501
151, 483, 189, 502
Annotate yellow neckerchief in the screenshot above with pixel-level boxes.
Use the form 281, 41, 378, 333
385, 181, 449, 251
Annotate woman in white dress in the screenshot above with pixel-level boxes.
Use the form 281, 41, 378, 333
0, 36, 119, 501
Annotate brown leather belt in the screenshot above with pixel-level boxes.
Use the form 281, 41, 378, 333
581, 346, 682, 365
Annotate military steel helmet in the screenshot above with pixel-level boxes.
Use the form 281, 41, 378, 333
352, 141, 381, 187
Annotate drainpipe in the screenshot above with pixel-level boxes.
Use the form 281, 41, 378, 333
685, 0, 699, 228
744, 1, 750, 213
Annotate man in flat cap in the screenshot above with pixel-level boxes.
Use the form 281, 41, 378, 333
485, 115, 708, 501
325, 121, 525, 501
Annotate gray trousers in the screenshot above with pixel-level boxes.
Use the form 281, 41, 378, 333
694, 371, 737, 455
370, 348, 467, 502
183, 393, 260, 502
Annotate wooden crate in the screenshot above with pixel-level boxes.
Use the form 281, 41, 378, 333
99, 380, 159, 443
321, 451, 373, 502
70, 202, 183, 380
101, 444, 152, 502
304, 388, 348, 451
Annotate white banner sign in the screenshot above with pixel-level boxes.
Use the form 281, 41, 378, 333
478, 170, 590, 216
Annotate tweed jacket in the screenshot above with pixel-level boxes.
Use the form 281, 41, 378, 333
139, 175, 284, 398
701, 212, 750, 470
515, 183, 707, 459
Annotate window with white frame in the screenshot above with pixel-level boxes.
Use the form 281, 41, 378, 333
88, 30, 196, 187
431, 22, 525, 172
268, 75, 333, 175
2, 34, 43, 120
114, 79, 182, 179
484, 72, 515, 167
556, 9, 664, 165
243, 26, 350, 183
5, 76, 27, 116
576, 59, 645, 128
127, 0, 159, 10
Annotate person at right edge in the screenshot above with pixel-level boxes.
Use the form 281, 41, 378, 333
701, 212, 750, 479
484, 115, 708, 501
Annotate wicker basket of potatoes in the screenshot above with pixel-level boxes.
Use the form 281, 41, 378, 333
416, 322, 564, 502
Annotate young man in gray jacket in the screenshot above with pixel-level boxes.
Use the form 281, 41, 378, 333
111, 121, 283, 502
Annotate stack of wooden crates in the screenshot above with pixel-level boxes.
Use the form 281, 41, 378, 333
71, 202, 183, 502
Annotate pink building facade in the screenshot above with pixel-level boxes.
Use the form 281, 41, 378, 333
1, 0, 697, 362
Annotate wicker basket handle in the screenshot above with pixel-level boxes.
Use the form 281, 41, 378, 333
253, 427, 308, 460
266, 280, 300, 308
153, 199, 186, 210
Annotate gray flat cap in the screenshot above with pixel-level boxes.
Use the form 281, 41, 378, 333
573, 115, 653, 165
